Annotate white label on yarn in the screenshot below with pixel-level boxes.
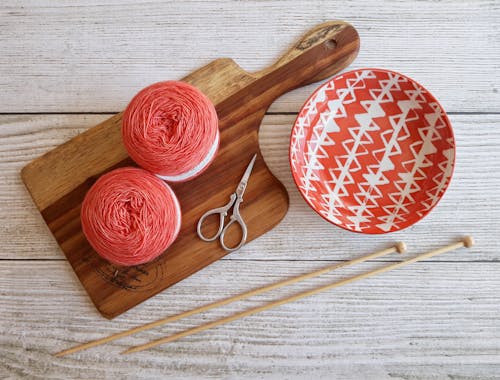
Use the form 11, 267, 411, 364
164, 182, 182, 238
157, 130, 220, 182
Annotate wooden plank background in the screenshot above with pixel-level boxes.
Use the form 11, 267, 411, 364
1, 1, 499, 378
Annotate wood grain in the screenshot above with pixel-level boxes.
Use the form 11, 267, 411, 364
1, 260, 499, 378
1, 1, 499, 378
54, 245, 402, 357
2, 114, 498, 262
20, 22, 360, 319
1, 1, 499, 113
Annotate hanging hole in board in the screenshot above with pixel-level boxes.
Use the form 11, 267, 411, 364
324, 39, 337, 50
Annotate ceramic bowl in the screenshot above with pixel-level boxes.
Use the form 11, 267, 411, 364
289, 68, 455, 234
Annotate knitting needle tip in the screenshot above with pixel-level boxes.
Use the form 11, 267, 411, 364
121, 347, 136, 355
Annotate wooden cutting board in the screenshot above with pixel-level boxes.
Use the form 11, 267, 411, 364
21, 21, 360, 319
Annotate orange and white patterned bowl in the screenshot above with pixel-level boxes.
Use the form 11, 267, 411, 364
289, 68, 455, 234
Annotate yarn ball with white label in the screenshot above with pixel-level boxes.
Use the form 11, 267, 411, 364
80, 167, 181, 266
122, 80, 219, 182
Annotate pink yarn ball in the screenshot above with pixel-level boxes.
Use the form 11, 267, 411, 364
81, 167, 181, 266
122, 81, 219, 182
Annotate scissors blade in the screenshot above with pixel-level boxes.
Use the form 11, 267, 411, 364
235, 153, 257, 197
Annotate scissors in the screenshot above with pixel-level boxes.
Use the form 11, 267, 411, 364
197, 154, 257, 252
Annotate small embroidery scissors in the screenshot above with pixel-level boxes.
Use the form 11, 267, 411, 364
197, 153, 257, 252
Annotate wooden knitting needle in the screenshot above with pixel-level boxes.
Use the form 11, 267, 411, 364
54, 243, 405, 357
123, 237, 473, 355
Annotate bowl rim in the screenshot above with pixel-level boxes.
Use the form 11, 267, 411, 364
288, 67, 456, 234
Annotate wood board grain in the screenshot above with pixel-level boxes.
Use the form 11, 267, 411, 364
2, 1, 500, 378
2, 114, 498, 262
20, 22, 360, 318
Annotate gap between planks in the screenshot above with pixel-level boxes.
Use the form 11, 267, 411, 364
2, 111, 500, 116
1, 259, 499, 264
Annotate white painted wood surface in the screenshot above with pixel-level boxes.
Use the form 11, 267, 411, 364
1, 1, 499, 379
1, 0, 499, 113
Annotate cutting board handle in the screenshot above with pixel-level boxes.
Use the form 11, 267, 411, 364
255, 21, 360, 88
21, 21, 360, 319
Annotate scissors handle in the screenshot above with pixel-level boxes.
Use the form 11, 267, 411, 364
219, 198, 248, 252
197, 194, 237, 242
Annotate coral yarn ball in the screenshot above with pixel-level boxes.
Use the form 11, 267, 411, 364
122, 80, 219, 182
81, 167, 181, 266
